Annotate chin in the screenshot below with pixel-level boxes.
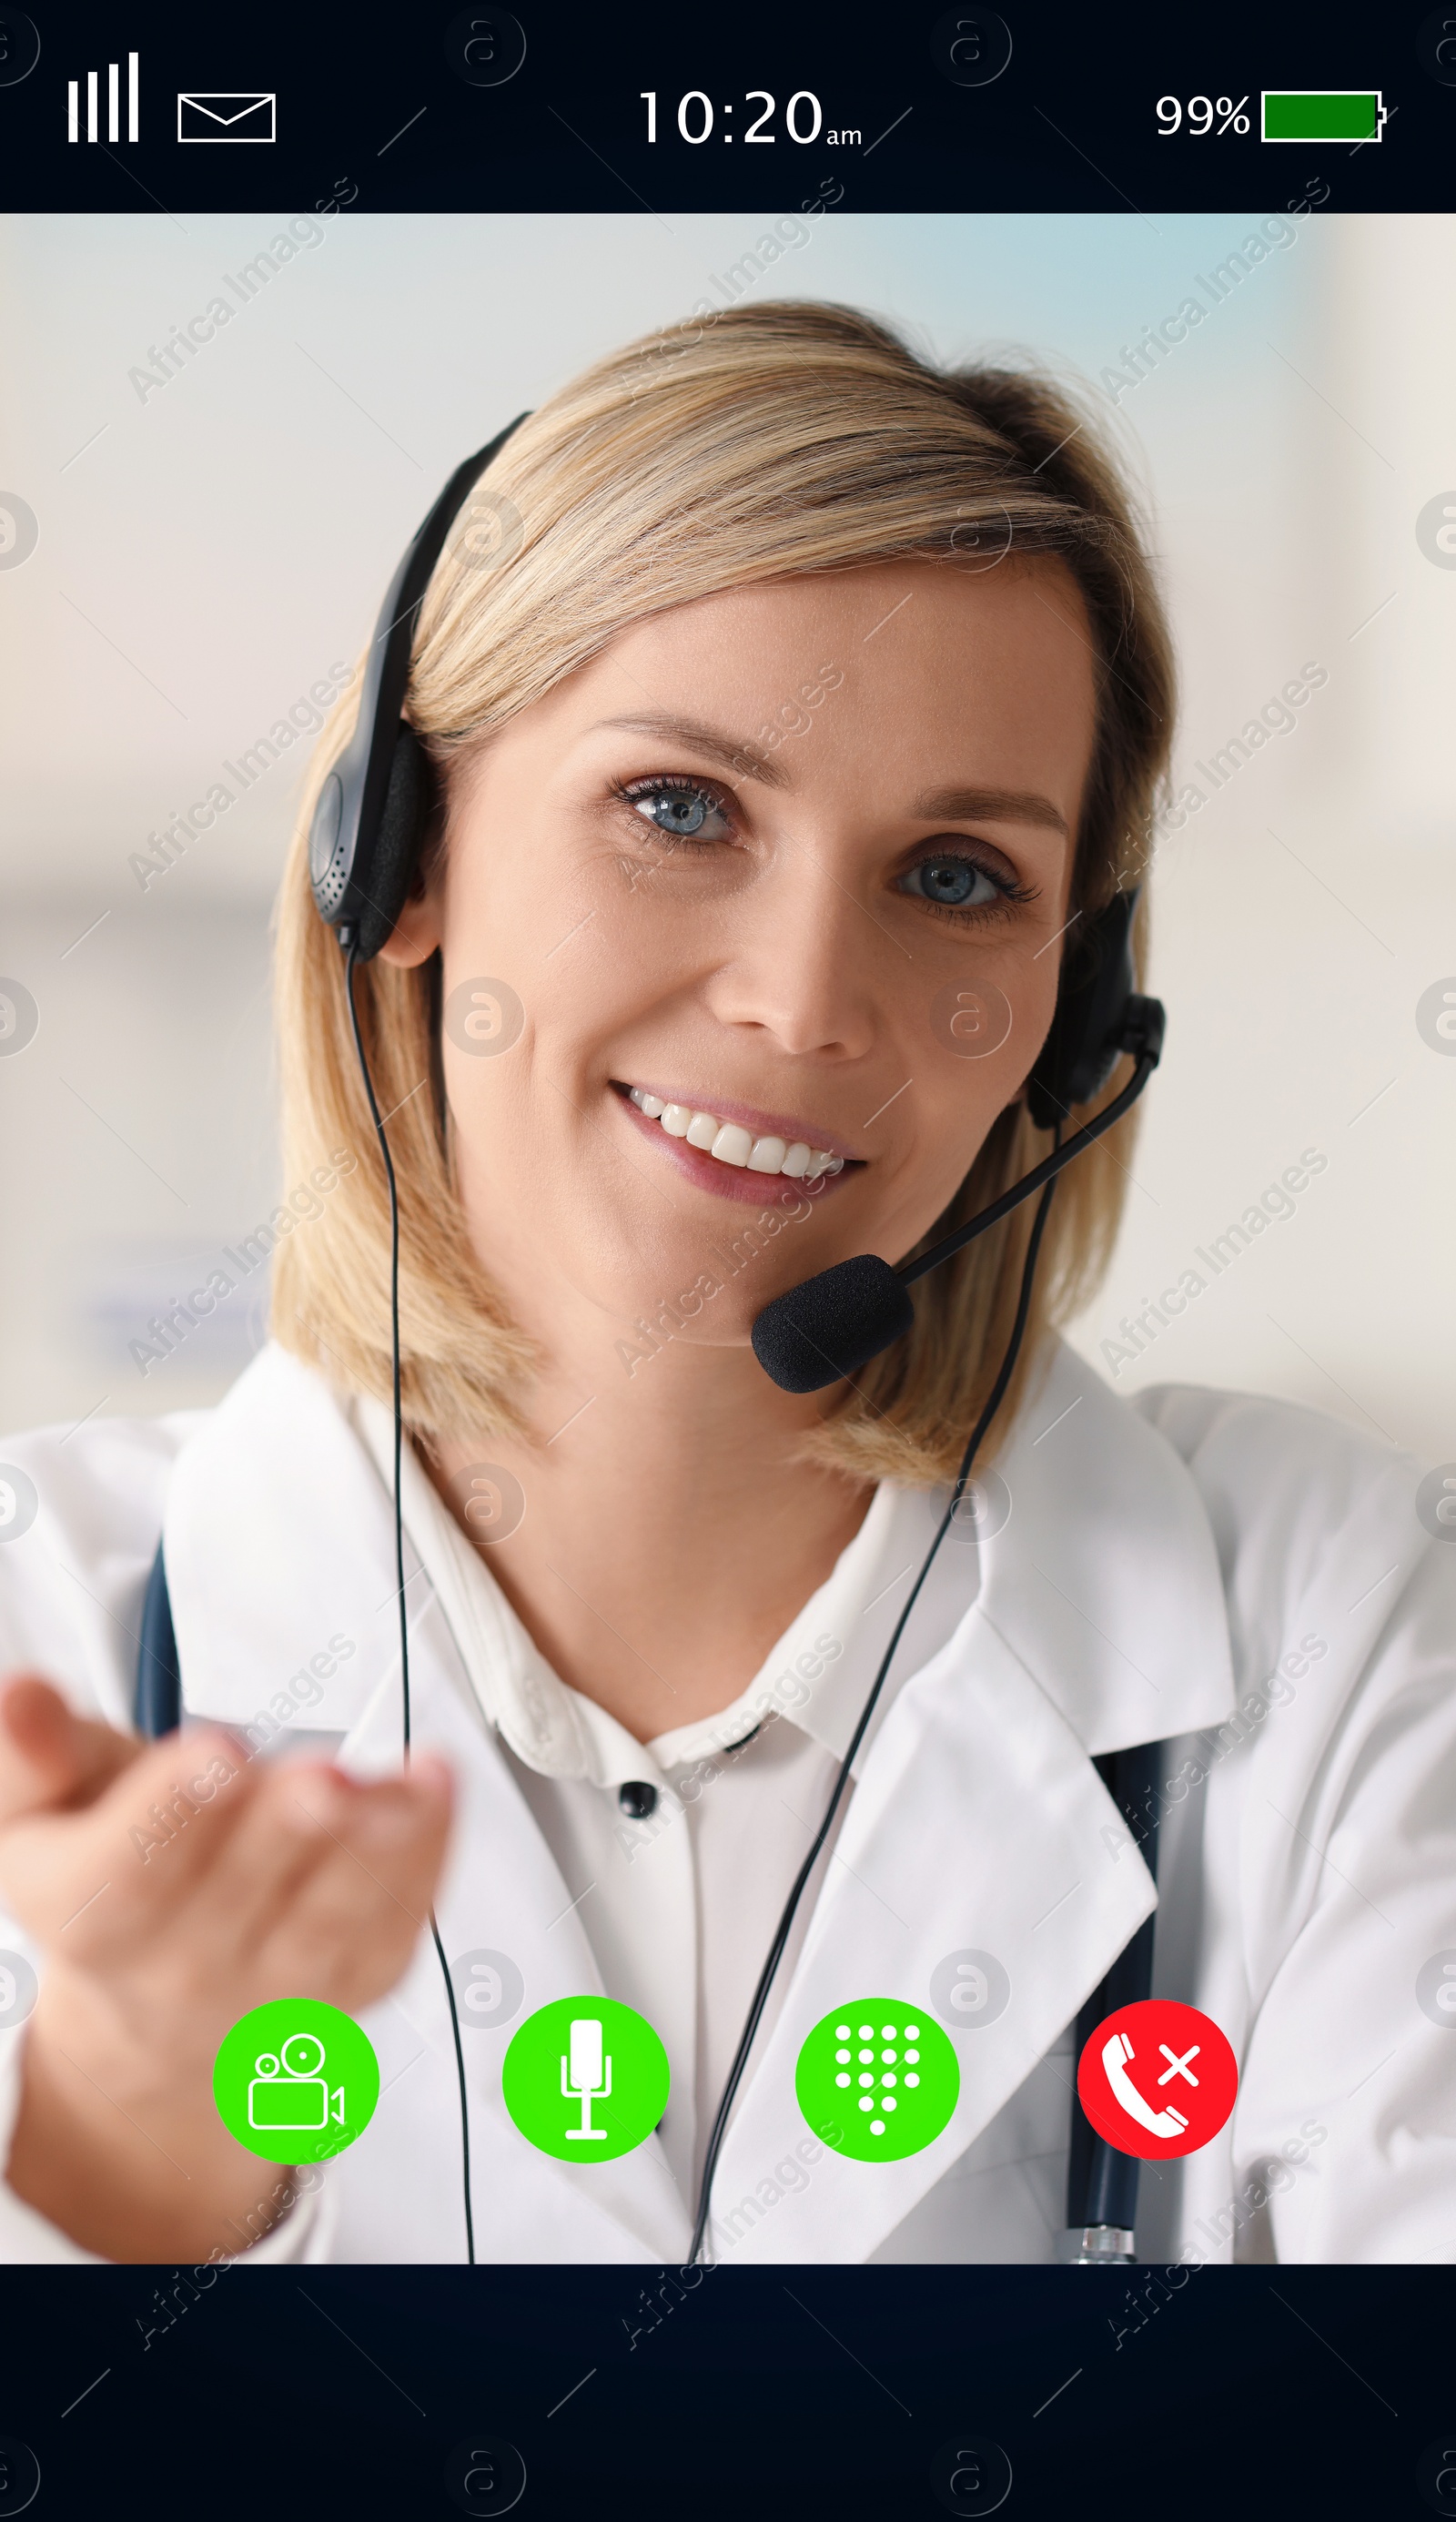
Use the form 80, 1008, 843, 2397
601, 1223, 820, 1358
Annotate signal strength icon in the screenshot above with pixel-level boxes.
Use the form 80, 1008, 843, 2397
67, 49, 139, 143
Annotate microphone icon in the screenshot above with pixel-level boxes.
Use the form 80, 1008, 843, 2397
561, 2015, 612, 2141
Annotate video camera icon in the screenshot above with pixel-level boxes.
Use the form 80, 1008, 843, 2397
215, 1998, 379, 2161
248, 2031, 344, 2133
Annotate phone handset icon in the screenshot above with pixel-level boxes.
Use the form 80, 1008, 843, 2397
1100, 2031, 1190, 2140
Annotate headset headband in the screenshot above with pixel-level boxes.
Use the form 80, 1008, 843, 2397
308, 413, 530, 958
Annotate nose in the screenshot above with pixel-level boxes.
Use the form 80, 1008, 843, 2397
702, 826, 888, 1063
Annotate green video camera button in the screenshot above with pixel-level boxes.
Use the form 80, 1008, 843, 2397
215, 2000, 379, 2162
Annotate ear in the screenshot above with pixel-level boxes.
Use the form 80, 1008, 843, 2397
375, 890, 441, 968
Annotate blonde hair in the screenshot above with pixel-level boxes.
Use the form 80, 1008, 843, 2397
272, 299, 1174, 1484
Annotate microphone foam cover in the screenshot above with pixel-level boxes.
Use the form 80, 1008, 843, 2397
752, 1254, 915, 1394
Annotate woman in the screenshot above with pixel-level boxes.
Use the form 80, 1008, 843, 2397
0, 303, 1448, 2267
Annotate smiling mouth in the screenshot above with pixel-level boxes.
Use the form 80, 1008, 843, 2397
612, 1083, 857, 1184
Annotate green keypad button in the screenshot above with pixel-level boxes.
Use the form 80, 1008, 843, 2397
796, 1998, 960, 2162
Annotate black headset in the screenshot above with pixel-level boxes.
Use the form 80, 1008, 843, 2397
308, 418, 531, 960
307, 432, 1168, 2269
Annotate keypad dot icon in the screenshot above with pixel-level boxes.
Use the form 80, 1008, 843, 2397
796, 1997, 959, 2162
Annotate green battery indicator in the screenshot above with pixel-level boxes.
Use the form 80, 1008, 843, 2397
1260, 89, 1388, 143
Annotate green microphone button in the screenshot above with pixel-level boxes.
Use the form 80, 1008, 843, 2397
502, 1996, 669, 2161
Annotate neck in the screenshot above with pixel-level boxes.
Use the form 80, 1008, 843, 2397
425, 1335, 873, 1746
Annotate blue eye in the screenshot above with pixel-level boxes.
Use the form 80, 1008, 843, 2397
899, 856, 1002, 909
629, 781, 727, 840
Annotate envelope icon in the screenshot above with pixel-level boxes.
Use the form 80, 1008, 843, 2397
177, 92, 277, 144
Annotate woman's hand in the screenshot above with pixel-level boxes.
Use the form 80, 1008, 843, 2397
0, 1674, 452, 2264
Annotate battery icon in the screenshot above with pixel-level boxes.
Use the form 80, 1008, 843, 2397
1260, 89, 1388, 142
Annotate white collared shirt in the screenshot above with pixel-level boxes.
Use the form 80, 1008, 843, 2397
353, 1396, 985, 2198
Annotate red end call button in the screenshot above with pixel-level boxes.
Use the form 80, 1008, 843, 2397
1077, 2000, 1238, 2161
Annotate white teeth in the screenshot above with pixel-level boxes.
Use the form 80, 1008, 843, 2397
624, 1089, 845, 1181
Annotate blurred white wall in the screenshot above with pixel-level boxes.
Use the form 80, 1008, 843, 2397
0, 211, 1451, 1458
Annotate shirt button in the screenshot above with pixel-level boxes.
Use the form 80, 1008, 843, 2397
618, 1780, 658, 1818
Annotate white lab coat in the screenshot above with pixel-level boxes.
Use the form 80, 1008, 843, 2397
0, 1336, 1451, 2266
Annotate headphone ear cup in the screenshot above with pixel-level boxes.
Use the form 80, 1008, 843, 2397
355, 723, 432, 961
1026, 891, 1138, 1130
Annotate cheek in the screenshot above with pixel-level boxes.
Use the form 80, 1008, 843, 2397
920, 957, 1060, 1112
886, 955, 1059, 1213
440, 1051, 533, 1231
436, 822, 647, 1119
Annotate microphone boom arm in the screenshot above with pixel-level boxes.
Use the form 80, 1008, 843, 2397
899, 996, 1165, 1289
750, 995, 1165, 1396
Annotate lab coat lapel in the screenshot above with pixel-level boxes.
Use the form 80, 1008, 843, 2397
712, 1611, 1158, 2262
975, 1340, 1238, 1754
712, 1345, 1237, 2265
165, 1342, 413, 1735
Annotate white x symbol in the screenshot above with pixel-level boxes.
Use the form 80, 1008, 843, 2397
1157, 2041, 1201, 2087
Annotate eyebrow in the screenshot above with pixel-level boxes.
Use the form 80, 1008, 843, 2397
591, 713, 791, 787
592, 719, 1068, 837
910, 785, 1068, 838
